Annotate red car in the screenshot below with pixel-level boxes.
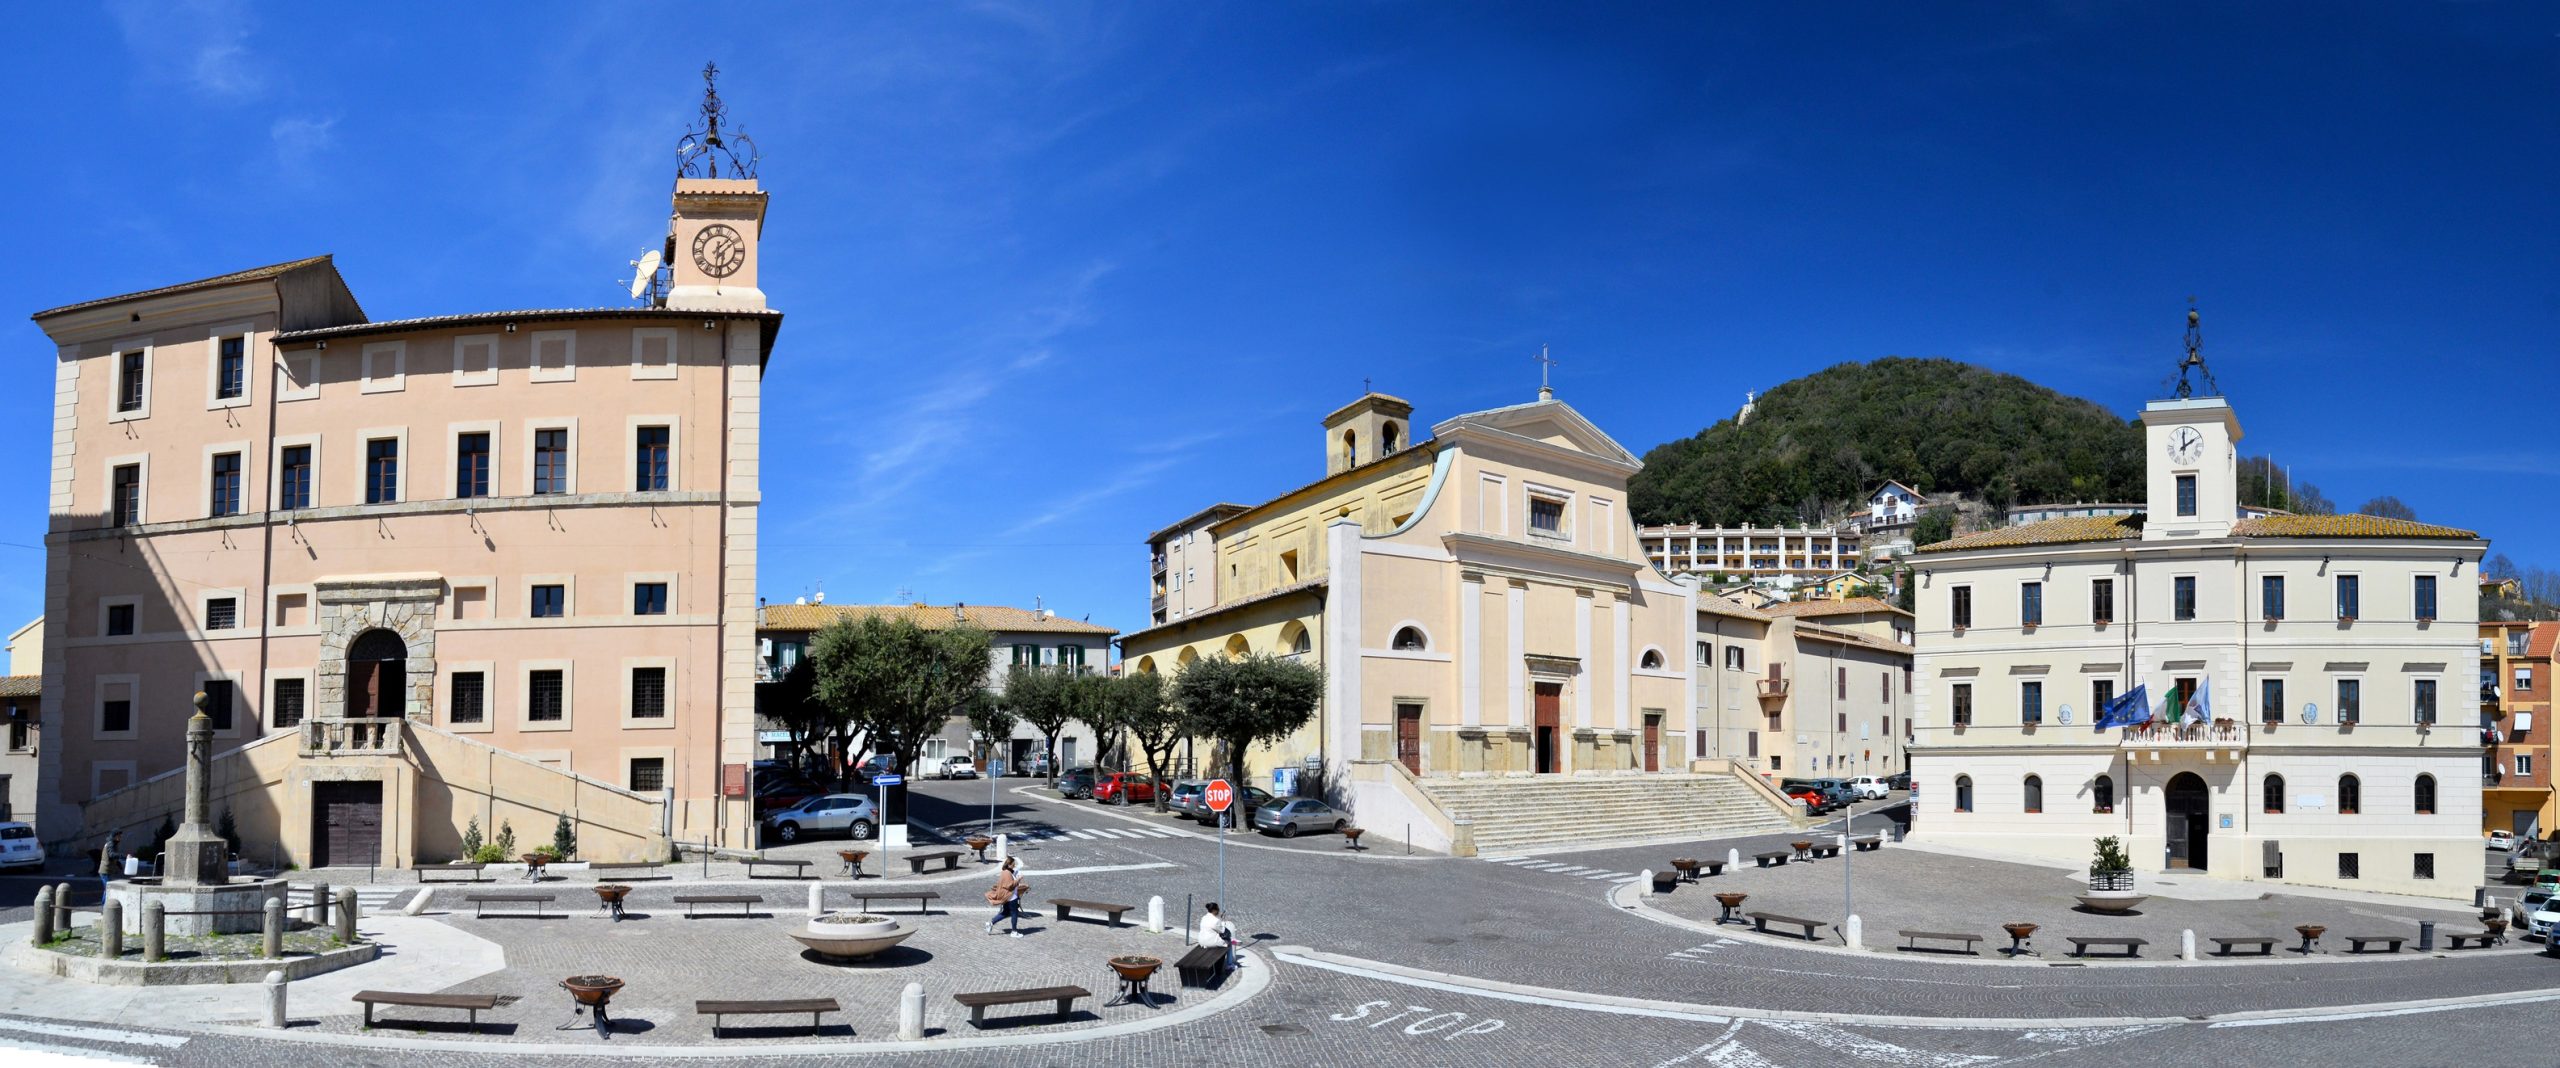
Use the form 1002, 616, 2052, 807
1090, 772, 1163, 806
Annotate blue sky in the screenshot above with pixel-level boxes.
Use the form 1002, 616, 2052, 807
6, 2, 2553, 639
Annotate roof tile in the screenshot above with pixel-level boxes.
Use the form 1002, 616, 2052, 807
1916, 514, 2142, 554
2229, 514, 2479, 540
32, 256, 334, 320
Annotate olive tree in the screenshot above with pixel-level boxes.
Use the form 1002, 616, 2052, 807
1108, 672, 1186, 811
810, 614, 994, 780
1002, 665, 1081, 785
1173, 653, 1324, 801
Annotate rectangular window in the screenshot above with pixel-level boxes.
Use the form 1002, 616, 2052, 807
633, 582, 668, 616
2175, 474, 2197, 517
1951, 683, 1973, 726
2174, 576, 2197, 621
204, 597, 237, 631
2338, 852, 2359, 880
455, 432, 491, 498
279, 446, 312, 510
8, 722, 28, 751
449, 672, 485, 724
117, 350, 146, 412
528, 670, 564, 722
2337, 679, 2361, 724
2261, 575, 2284, 620
2020, 582, 2042, 627
1951, 586, 1973, 629
272, 677, 305, 729
365, 438, 399, 504
1836, 711, 1847, 732
2521, 754, 2535, 777
1528, 496, 1565, 535
630, 667, 667, 719
634, 425, 669, 491
106, 603, 135, 636
208, 452, 242, 517
2512, 632, 2530, 656
1062, 644, 1086, 672
1726, 646, 1744, 671
1695, 642, 1710, 666
2260, 678, 2283, 724
534, 428, 568, 494
630, 757, 666, 793
2519, 667, 2534, 692
530, 584, 565, 619
2413, 679, 2437, 725
2414, 574, 2437, 621
2414, 852, 2435, 880
2091, 578, 2114, 625
202, 679, 233, 732
112, 464, 141, 525
1746, 731, 1758, 757
1836, 666, 1847, 700
2020, 680, 2043, 724
102, 697, 132, 734
216, 336, 246, 400
2336, 575, 2360, 620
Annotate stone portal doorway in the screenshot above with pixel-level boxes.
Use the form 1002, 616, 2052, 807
312, 780, 383, 868
1533, 683, 1562, 774
345, 629, 407, 718
2165, 771, 2210, 870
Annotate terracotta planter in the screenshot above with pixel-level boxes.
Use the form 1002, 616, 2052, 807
1109, 955, 1164, 983
1714, 892, 1749, 908
562, 975, 623, 1006
593, 885, 631, 905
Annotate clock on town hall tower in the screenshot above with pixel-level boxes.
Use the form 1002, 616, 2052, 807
2140, 307, 2240, 539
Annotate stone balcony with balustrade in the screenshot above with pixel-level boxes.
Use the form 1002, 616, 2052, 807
299, 717, 404, 758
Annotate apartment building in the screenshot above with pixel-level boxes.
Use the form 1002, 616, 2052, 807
1148, 504, 1247, 626
1640, 523, 1863, 584
2480, 620, 2554, 837
1690, 594, 1912, 781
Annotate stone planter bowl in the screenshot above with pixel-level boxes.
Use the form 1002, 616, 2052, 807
807, 912, 900, 938
792, 920, 916, 960
2076, 892, 2148, 914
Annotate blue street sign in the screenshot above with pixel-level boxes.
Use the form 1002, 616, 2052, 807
874, 774, 905, 786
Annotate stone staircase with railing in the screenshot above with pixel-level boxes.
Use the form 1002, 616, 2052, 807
1419, 773, 1796, 854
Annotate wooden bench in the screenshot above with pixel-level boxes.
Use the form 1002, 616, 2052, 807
587, 862, 668, 881
1176, 944, 1229, 987
2446, 931, 2500, 950
1810, 844, 1841, 860
696, 997, 841, 1037
673, 893, 762, 918
353, 990, 503, 1032
2343, 933, 2406, 954
1851, 835, 1883, 852
416, 864, 488, 884
1048, 898, 1135, 926
1651, 871, 1680, 893
743, 858, 813, 879
1747, 912, 1824, 940
847, 890, 940, 915
2208, 936, 2279, 957
1753, 851, 1791, 868
904, 851, 964, 875
2065, 936, 2148, 958
952, 985, 1090, 1027
463, 893, 554, 918
1897, 930, 1982, 954
1697, 859, 1726, 877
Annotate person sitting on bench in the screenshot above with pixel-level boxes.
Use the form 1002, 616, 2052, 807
1195, 902, 1236, 951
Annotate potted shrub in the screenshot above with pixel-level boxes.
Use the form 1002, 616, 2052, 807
2077, 835, 2146, 913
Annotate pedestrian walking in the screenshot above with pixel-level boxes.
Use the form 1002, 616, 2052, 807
984, 857, 1028, 937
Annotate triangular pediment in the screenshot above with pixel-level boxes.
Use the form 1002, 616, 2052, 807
1431, 399, 1642, 471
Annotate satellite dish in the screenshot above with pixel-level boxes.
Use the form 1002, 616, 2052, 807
628, 249, 663, 300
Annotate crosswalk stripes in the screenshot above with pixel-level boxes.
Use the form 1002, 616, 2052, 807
1481, 855, 1644, 883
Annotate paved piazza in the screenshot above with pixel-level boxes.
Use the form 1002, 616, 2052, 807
3, 780, 2554, 1066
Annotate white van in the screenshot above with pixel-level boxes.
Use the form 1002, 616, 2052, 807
0, 823, 41, 872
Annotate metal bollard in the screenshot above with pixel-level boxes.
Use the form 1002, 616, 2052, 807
99, 901, 122, 960
264, 970, 288, 1028
335, 888, 358, 944
143, 902, 165, 962
30, 887, 52, 945
263, 897, 285, 959
54, 882, 72, 933
898, 981, 924, 1040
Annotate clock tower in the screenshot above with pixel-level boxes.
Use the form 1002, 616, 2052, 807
2138, 308, 2240, 539
664, 63, 768, 313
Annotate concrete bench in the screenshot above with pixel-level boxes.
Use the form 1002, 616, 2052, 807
1747, 912, 1824, 940
1897, 930, 1982, 954
1048, 898, 1134, 927
847, 890, 940, 915
1809, 844, 1841, 860
952, 985, 1090, 1027
904, 851, 965, 875
353, 990, 503, 1032
697, 997, 840, 1037
463, 893, 554, 918
743, 858, 813, 879
2208, 936, 2278, 957
2343, 934, 2406, 954
673, 894, 762, 918
587, 862, 669, 881
2446, 931, 2500, 950
1851, 835, 1883, 852
1752, 851, 1792, 868
2065, 936, 2147, 958
416, 864, 488, 884
1650, 871, 1680, 893
1176, 944, 1230, 988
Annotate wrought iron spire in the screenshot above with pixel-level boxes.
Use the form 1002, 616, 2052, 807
2169, 300, 2220, 399
677, 62, 760, 179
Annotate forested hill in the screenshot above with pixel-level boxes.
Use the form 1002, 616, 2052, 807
1628, 358, 2147, 527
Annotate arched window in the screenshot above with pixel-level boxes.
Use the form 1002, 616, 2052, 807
1391, 626, 1427, 652
2023, 774, 2043, 814
1134, 656, 1157, 674
2264, 773, 2286, 814
1279, 622, 1312, 656
1954, 775, 1974, 813
2414, 773, 2437, 815
1640, 648, 1665, 670
1342, 429, 1358, 467
1381, 422, 1401, 455
2092, 774, 2115, 813
1223, 634, 1252, 658
2338, 773, 2361, 815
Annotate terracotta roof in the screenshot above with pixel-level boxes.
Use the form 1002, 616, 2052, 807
1916, 514, 2143, 554
2229, 514, 2480, 540
0, 675, 37, 698
275, 306, 781, 343
1793, 622, 1907, 655
1117, 578, 1329, 646
2529, 622, 2560, 660
1696, 592, 1770, 622
31, 255, 335, 320
1759, 597, 1911, 621
1145, 503, 1250, 546
759, 603, 1115, 636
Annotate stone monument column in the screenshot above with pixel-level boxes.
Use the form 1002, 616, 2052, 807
163, 693, 229, 887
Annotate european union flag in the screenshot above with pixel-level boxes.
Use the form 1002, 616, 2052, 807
2096, 683, 2151, 729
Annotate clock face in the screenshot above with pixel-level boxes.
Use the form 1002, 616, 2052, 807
2167, 426, 2204, 465
691, 224, 747, 279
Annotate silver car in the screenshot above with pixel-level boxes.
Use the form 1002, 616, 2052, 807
1252, 797, 1346, 838
762, 793, 878, 844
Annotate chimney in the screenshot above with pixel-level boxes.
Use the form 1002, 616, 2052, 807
953, 602, 965, 622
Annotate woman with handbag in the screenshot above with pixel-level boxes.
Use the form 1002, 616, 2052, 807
984, 857, 1029, 937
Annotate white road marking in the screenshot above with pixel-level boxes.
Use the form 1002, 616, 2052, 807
1480, 856, 1525, 864
1752, 1019, 1999, 1067
0, 1020, 188, 1049
1588, 871, 1632, 880
1066, 830, 1100, 840
0, 1038, 155, 1065
1020, 861, 1177, 877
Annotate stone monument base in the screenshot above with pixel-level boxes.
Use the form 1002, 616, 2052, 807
105, 879, 291, 936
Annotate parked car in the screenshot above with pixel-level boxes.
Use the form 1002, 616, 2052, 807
1253, 797, 1347, 838
1091, 772, 1165, 806
1778, 779, 1836, 813
2521, 890, 2557, 939
2488, 830, 2518, 852
1811, 778, 1861, 810
0, 823, 40, 872
1164, 780, 1208, 815
761, 794, 878, 844
754, 771, 826, 815
1176, 784, 1274, 826
1887, 771, 1912, 792
941, 755, 978, 780
1848, 776, 1891, 800
1011, 752, 1051, 778
853, 754, 899, 782
1056, 766, 1100, 799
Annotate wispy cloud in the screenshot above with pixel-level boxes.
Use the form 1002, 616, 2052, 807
110, 0, 264, 101
268, 116, 335, 180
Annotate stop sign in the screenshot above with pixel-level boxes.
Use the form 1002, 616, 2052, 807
1205, 779, 1234, 813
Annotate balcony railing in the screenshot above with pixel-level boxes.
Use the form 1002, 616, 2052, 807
2119, 719, 2243, 745
301, 717, 403, 757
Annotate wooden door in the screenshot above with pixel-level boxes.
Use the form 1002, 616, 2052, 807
1643, 713, 1661, 772
311, 781, 382, 869
1533, 682, 1562, 774
1394, 704, 1423, 775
